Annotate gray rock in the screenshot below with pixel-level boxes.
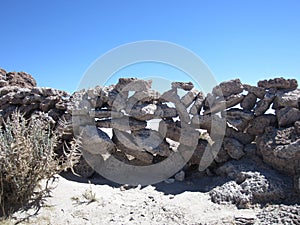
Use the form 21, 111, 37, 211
89, 109, 124, 119
126, 103, 177, 121
241, 93, 257, 110
223, 137, 245, 160
276, 107, 300, 127
180, 89, 199, 107
273, 89, 300, 109
40, 96, 60, 112
243, 84, 266, 99
174, 171, 185, 181
5, 71, 37, 88
246, 114, 277, 136
189, 91, 205, 115
95, 116, 147, 131
258, 77, 298, 90
211, 159, 291, 208
212, 79, 243, 97
130, 90, 161, 102
115, 78, 152, 92
254, 91, 276, 116
130, 129, 171, 157
295, 121, 300, 134
257, 126, 300, 175
81, 125, 116, 155
171, 81, 194, 91
226, 127, 255, 145
158, 119, 199, 147
225, 109, 254, 131
204, 94, 244, 115
112, 130, 154, 164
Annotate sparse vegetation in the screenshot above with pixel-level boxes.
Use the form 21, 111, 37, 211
0, 111, 81, 217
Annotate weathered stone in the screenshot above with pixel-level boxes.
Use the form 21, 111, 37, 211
295, 121, 300, 134
0, 80, 8, 87
158, 119, 199, 147
0, 86, 19, 96
130, 129, 171, 157
112, 130, 154, 164
246, 114, 277, 136
40, 96, 60, 112
258, 77, 298, 90
171, 81, 194, 91
243, 84, 266, 99
0, 68, 6, 77
212, 79, 243, 97
89, 109, 124, 119
226, 127, 255, 145
95, 116, 147, 131
115, 78, 152, 92
215, 144, 230, 163
160, 89, 190, 123
204, 94, 244, 115
180, 89, 199, 107
107, 89, 127, 111
223, 137, 245, 160
81, 125, 115, 155
174, 171, 185, 181
211, 159, 291, 208
225, 109, 254, 131
203, 93, 217, 109
276, 107, 300, 127
5, 71, 36, 88
254, 91, 276, 116
241, 93, 257, 110
189, 91, 205, 115
188, 139, 209, 165
130, 90, 161, 102
126, 103, 177, 121
191, 114, 226, 139
257, 126, 300, 175
23, 94, 43, 105
273, 89, 300, 109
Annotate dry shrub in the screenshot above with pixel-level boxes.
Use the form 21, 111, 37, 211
0, 111, 80, 217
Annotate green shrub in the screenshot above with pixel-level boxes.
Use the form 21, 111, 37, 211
0, 111, 80, 217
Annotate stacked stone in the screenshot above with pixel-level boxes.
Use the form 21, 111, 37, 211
0, 68, 299, 184
71, 78, 202, 167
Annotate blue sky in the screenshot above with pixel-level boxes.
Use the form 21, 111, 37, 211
1, 0, 299, 93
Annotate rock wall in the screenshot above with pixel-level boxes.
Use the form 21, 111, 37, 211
0, 68, 299, 182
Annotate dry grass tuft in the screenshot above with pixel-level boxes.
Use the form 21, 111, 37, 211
0, 111, 80, 217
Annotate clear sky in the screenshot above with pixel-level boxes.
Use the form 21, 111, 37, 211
1, 0, 299, 93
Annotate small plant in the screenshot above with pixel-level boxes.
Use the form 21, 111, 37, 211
71, 181, 97, 205
0, 111, 81, 217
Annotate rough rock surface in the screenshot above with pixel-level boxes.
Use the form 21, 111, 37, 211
257, 126, 300, 175
258, 77, 298, 90
212, 79, 243, 97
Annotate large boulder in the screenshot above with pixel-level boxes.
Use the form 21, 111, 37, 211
256, 126, 300, 175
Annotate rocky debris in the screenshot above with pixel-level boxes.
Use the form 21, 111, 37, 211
258, 77, 298, 90
212, 79, 243, 97
210, 159, 292, 208
276, 107, 300, 127
273, 89, 300, 109
257, 126, 300, 175
129, 90, 161, 102
256, 204, 300, 225
171, 81, 194, 91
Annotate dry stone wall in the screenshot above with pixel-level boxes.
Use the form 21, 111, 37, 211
0, 68, 299, 183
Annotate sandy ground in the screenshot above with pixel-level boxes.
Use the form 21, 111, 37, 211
9, 172, 261, 225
